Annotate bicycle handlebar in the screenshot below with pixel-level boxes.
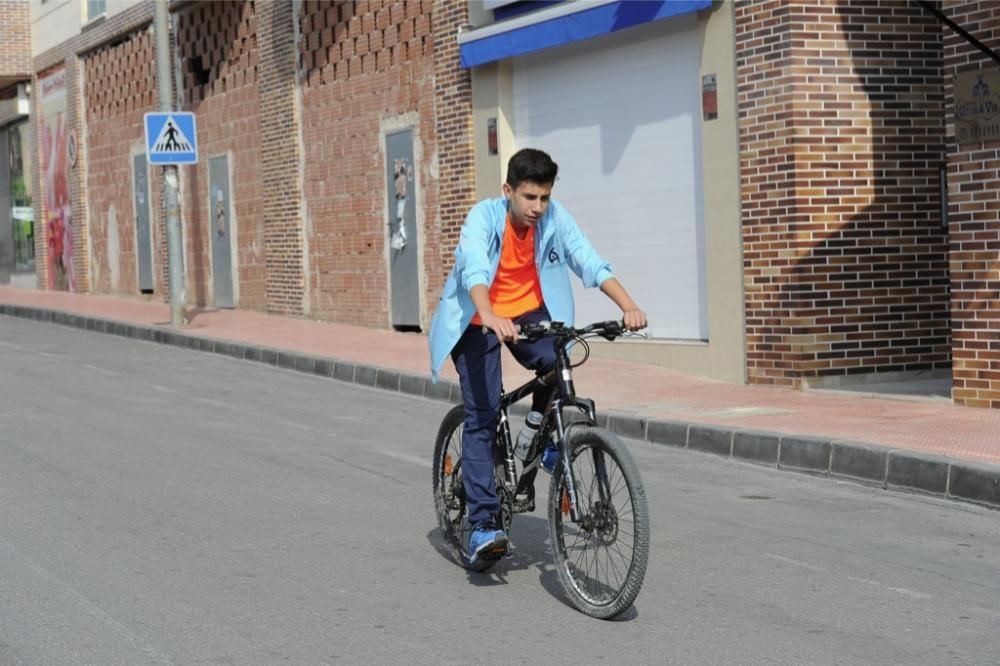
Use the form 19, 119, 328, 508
480, 318, 643, 342
517, 319, 628, 341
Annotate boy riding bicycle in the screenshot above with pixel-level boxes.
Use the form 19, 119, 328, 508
429, 148, 646, 566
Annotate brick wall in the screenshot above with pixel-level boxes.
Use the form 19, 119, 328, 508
736, 0, 951, 387
941, 2, 1000, 407
432, 0, 474, 286
258, 0, 306, 316
33, 2, 156, 294
84, 28, 158, 296
175, 0, 264, 309
0, 0, 31, 78
296, 0, 467, 329
298, 0, 435, 327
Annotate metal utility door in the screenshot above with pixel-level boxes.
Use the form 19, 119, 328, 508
385, 129, 420, 329
132, 154, 154, 293
209, 155, 234, 308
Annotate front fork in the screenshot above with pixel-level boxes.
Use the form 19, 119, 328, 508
497, 408, 517, 493
551, 397, 602, 524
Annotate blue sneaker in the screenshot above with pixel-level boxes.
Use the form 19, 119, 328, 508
468, 525, 509, 565
541, 444, 560, 474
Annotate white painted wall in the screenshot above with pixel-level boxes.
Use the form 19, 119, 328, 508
30, 0, 143, 57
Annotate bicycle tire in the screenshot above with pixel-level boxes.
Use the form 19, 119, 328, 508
431, 404, 498, 572
547, 426, 649, 619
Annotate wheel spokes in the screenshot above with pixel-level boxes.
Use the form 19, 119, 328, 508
557, 443, 638, 605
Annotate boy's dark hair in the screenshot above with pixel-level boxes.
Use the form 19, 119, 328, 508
506, 148, 558, 189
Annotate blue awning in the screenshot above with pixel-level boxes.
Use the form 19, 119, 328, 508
458, 0, 711, 69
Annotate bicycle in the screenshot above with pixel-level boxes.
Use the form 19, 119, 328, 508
432, 319, 650, 620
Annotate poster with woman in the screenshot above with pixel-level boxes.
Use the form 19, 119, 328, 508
38, 67, 74, 291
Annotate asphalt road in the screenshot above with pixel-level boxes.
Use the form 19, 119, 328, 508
1, 317, 998, 665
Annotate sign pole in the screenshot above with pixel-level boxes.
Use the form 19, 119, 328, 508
154, 0, 186, 326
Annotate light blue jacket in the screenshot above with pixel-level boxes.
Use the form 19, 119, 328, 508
428, 196, 613, 381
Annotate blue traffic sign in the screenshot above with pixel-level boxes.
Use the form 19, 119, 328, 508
144, 112, 198, 165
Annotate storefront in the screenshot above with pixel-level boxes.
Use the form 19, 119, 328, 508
459, 0, 745, 381
0, 83, 33, 284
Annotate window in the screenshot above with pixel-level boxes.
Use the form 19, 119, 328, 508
87, 0, 107, 21
8, 120, 35, 272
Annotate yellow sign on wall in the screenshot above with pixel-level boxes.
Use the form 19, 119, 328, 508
955, 69, 1000, 145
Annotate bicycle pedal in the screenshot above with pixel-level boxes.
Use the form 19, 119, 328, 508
513, 496, 535, 513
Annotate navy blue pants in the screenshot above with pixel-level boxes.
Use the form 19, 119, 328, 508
451, 306, 556, 529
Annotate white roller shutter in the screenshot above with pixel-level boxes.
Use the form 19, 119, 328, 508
513, 15, 707, 340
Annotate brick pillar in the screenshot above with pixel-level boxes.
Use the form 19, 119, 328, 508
941, 3, 1000, 407
432, 0, 475, 281
735, 0, 801, 385
735, 0, 949, 388
257, 0, 306, 316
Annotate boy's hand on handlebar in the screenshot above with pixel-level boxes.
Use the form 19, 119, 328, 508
622, 308, 647, 332
482, 313, 519, 342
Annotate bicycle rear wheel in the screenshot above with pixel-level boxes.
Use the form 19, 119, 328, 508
432, 405, 499, 572
548, 426, 649, 619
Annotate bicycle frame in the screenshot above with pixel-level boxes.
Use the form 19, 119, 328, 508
496, 335, 602, 524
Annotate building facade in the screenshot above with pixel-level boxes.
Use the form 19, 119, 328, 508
0, 0, 34, 287
12, 0, 1000, 408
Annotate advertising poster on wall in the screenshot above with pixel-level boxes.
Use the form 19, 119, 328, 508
38, 67, 74, 291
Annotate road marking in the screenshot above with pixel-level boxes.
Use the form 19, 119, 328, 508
763, 554, 932, 600
151, 384, 178, 394
191, 396, 313, 431
317, 451, 408, 485
84, 363, 117, 376
38, 351, 59, 358
375, 449, 430, 468
762, 553, 825, 571
0, 340, 22, 350
194, 396, 232, 409
847, 576, 932, 600
0, 537, 176, 665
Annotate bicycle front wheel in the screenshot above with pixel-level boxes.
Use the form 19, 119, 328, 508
548, 426, 649, 619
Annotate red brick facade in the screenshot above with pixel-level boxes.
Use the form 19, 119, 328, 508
0, 0, 31, 78
295, 0, 469, 328
175, 0, 265, 310
431, 0, 475, 285
33, 2, 157, 294
941, 3, 1000, 407
84, 28, 159, 296
258, 0, 307, 316
735, 0, 951, 387
298, 0, 437, 326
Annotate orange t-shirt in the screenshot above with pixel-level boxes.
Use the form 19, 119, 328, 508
471, 216, 543, 326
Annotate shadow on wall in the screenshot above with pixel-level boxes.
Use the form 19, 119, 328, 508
514, 16, 700, 176
772, 1, 951, 386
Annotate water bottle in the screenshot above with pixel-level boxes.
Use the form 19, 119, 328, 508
515, 411, 543, 461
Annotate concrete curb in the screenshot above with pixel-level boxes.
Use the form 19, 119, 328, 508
4, 303, 999, 511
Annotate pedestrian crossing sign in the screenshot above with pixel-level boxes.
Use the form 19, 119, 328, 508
144, 112, 198, 165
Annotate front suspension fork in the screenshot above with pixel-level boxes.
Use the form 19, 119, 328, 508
551, 398, 603, 524
497, 408, 517, 493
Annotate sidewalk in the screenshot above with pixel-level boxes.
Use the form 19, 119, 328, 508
2, 285, 998, 509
